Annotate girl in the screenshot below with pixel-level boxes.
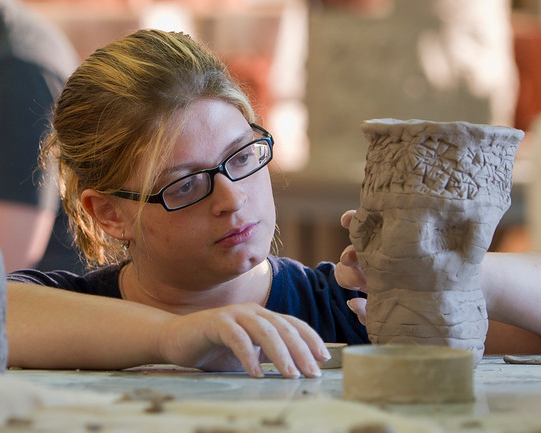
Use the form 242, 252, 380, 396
6, 29, 368, 378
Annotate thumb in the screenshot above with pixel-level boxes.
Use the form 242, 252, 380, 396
347, 298, 367, 326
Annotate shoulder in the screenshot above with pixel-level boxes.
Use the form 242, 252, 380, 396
266, 255, 347, 307
266, 255, 369, 344
267, 255, 336, 283
7, 263, 123, 298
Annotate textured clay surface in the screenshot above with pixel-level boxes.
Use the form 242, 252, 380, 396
349, 119, 524, 366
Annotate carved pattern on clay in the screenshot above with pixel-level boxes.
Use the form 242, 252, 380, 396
349, 119, 524, 366
361, 119, 519, 203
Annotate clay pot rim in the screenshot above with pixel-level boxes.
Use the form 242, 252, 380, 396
344, 344, 473, 361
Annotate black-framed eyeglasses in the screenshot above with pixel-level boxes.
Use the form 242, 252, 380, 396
110, 123, 274, 211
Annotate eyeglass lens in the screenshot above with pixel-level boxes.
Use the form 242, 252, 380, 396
162, 140, 271, 209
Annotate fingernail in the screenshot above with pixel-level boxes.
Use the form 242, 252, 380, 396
287, 366, 301, 378
307, 363, 322, 378
346, 300, 354, 312
252, 366, 265, 378
321, 348, 331, 361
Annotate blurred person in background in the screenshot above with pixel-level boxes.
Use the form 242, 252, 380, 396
0, 0, 83, 273
0, 247, 6, 373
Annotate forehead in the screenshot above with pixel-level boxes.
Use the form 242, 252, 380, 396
168, 99, 253, 170
124, 99, 252, 189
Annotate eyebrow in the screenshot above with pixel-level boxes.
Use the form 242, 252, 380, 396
160, 129, 254, 180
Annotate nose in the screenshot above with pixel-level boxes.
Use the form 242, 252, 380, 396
209, 173, 247, 215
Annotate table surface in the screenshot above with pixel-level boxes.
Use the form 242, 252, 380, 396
6, 355, 541, 417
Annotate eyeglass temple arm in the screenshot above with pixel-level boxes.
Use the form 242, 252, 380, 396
111, 189, 162, 203
251, 123, 273, 142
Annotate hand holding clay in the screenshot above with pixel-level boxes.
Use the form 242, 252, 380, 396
337, 245, 368, 325
349, 119, 524, 366
336, 211, 369, 325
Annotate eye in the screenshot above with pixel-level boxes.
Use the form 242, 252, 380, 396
178, 179, 194, 194
231, 146, 256, 167
169, 176, 197, 196
164, 173, 208, 202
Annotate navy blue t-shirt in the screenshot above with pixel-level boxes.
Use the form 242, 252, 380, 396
7, 255, 369, 345
265, 256, 368, 344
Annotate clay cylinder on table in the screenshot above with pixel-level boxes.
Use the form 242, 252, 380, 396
349, 119, 524, 366
342, 345, 474, 404
0, 249, 7, 373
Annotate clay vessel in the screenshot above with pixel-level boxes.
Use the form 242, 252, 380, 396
349, 119, 524, 366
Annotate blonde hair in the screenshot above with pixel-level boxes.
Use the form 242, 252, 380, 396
41, 29, 255, 266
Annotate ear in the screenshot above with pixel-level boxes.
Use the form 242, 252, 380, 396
81, 189, 127, 241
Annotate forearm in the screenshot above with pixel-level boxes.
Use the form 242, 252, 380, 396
7, 283, 328, 378
7, 282, 172, 370
482, 252, 541, 335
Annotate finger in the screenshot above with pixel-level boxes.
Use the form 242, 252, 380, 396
237, 313, 303, 378
270, 314, 331, 377
340, 210, 356, 229
339, 245, 358, 266
257, 316, 331, 366
241, 310, 330, 379
216, 321, 266, 378
335, 262, 367, 291
264, 316, 321, 378
347, 297, 367, 325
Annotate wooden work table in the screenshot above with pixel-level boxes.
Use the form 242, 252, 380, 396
3, 355, 541, 432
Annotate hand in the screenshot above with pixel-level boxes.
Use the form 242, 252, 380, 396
335, 210, 367, 291
335, 210, 368, 325
159, 303, 331, 379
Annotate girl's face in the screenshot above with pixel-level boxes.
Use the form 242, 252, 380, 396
127, 99, 276, 288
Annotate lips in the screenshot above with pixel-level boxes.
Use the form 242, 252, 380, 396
216, 223, 259, 247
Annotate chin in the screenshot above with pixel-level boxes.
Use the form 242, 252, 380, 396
229, 247, 269, 273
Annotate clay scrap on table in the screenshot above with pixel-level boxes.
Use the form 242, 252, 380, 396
3, 375, 541, 433
349, 119, 524, 366
0, 376, 439, 432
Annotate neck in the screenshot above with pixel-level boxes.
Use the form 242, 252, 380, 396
119, 259, 272, 315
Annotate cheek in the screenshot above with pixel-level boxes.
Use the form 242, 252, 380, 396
256, 173, 276, 222
138, 208, 195, 248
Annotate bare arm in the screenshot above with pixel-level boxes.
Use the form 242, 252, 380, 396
481, 252, 541, 335
336, 211, 541, 339
0, 202, 56, 273
7, 282, 329, 378
7, 282, 166, 370
338, 249, 541, 337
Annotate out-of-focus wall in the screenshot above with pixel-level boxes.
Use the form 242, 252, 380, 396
22, 0, 536, 267
279, 0, 521, 267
